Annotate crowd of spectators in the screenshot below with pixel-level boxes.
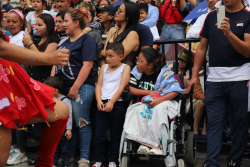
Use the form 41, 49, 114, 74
1, 0, 250, 166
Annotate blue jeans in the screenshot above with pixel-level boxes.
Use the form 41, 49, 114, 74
160, 24, 185, 55
53, 129, 69, 166
94, 101, 126, 164
70, 84, 95, 160
205, 81, 249, 167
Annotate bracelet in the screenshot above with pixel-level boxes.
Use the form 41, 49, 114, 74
172, 6, 177, 8
28, 43, 34, 48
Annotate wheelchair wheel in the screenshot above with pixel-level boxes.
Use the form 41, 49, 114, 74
177, 159, 186, 167
185, 132, 197, 166
121, 156, 129, 167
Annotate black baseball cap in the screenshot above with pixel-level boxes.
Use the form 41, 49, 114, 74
96, 5, 115, 15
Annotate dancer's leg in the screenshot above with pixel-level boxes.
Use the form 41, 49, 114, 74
0, 125, 12, 167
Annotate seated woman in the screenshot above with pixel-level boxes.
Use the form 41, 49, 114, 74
124, 48, 183, 153
100, 1, 139, 67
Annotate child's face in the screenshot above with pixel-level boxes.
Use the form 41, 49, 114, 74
139, 9, 148, 22
32, 0, 44, 11
106, 49, 122, 66
7, 12, 23, 36
136, 53, 150, 73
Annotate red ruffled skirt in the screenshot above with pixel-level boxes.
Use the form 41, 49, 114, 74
0, 59, 56, 129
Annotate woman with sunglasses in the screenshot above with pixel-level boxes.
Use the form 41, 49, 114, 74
100, 1, 139, 67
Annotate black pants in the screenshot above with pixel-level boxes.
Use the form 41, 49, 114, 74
53, 129, 70, 166
205, 81, 249, 167
94, 101, 126, 164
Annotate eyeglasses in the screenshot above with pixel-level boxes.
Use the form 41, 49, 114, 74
136, 57, 148, 64
116, 8, 123, 14
83, 1, 92, 3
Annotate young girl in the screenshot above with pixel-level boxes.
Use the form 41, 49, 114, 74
93, 42, 130, 167
26, 0, 50, 36
55, 9, 98, 167
22, 13, 60, 82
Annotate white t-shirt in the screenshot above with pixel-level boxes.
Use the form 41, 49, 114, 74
150, 25, 160, 41
26, 10, 51, 35
10, 31, 25, 47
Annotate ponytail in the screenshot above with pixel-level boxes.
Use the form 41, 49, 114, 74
141, 48, 166, 72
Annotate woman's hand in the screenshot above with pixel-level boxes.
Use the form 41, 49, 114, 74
171, 0, 177, 6
97, 100, 105, 111
47, 49, 70, 66
22, 34, 33, 46
149, 97, 162, 108
65, 130, 72, 140
150, 91, 158, 95
104, 101, 114, 112
68, 86, 79, 99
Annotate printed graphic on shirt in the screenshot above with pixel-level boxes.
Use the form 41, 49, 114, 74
30, 78, 41, 91
138, 81, 155, 90
15, 96, 26, 110
0, 97, 11, 110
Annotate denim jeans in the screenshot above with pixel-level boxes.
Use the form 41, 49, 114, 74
94, 101, 126, 164
70, 84, 95, 160
53, 129, 69, 166
160, 24, 185, 55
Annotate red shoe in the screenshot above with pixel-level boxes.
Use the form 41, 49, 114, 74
92, 162, 103, 167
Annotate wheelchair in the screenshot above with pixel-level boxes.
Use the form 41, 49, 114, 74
120, 93, 197, 167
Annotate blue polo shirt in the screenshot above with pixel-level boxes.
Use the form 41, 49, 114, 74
200, 7, 250, 82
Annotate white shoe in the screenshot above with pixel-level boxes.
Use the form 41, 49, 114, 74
108, 162, 116, 167
92, 162, 103, 167
9, 146, 15, 156
7, 150, 28, 165
78, 159, 90, 167
137, 145, 150, 154
148, 149, 164, 155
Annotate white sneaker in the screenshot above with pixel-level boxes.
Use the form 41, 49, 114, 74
137, 145, 150, 154
9, 145, 15, 156
92, 162, 103, 167
53, 165, 57, 167
78, 159, 90, 167
7, 150, 28, 165
148, 149, 164, 155
108, 162, 116, 167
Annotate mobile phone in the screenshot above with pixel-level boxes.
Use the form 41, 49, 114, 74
217, 5, 225, 29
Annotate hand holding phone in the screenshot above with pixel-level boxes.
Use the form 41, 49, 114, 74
217, 5, 225, 29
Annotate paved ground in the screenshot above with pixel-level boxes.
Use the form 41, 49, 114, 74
7, 141, 250, 167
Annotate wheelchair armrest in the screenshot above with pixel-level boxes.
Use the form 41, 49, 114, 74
176, 93, 191, 100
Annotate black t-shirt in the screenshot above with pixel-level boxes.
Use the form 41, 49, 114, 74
129, 70, 160, 100
200, 7, 250, 67
55, 34, 98, 95
29, 36, 60, 82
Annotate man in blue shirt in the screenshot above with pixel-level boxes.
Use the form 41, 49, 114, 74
2, 0, 13, 11
138, 0, 159, 28
186, 0, 250, 166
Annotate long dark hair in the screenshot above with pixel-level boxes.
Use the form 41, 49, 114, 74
115, 1, 139, 42
37, 13, 57, 52
141, 48, 166, 72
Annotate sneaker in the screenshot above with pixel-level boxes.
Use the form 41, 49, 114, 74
28, 155, 38, 166
203, 162, 210, 167
148, 149, 164, 155
7, 150, 28, 165
228, 160, 240, 167
78, 159, 90, 167
137, 145, 150, 154
53, 165, 57, 167
9, 145, 15, 156
108, 162, 116, 167
92, 162, 103, 167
